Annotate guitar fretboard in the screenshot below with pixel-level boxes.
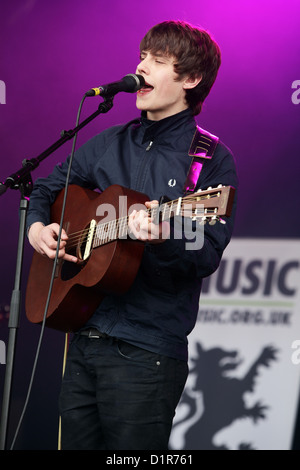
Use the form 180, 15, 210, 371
90, 187, 224, 248
93, 199, 184, 247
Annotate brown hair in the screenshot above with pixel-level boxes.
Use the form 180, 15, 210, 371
140, 20, 221, 115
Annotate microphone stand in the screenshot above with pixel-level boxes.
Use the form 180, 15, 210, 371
0, 96, 114, 450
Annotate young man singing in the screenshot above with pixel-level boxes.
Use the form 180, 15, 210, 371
27, 20, 238, 450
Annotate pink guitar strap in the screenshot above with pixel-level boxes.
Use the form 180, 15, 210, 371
183, 125, 219, 194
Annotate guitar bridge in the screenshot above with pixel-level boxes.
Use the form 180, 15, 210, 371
78, 219, 97, 261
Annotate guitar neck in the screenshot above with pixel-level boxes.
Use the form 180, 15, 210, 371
92, 185, 233, 248
93, 200, 176, 248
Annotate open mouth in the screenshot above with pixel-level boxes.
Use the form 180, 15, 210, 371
138, 82, 154, 94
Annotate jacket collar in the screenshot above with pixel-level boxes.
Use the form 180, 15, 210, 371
140, 108, 195, 144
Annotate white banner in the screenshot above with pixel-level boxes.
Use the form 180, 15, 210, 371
170, 238, 300, 450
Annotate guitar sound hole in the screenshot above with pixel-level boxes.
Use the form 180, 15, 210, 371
59, 223, 93, 281
60, 259, 82, 281
60, 242, 83, 281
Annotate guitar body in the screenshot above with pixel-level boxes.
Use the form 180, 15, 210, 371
25, 185, 147, 332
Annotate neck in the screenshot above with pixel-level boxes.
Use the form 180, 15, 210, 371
145, 105, 189, 122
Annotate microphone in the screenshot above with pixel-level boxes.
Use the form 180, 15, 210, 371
85, 74, 145, 97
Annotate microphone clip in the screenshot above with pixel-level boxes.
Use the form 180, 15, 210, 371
97, 96, 114, 113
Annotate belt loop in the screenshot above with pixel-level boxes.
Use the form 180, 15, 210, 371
79, 328, 109, 339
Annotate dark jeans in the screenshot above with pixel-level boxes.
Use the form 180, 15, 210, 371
59, 334, 188, 450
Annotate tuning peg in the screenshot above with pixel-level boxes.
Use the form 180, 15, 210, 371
209, 216, 217, 225
199, 217, 207, 225
191, 207, 204, 221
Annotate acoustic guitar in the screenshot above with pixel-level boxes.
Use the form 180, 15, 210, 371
25, 183, 235, 332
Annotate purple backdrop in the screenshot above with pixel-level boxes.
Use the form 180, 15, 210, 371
0, 0, 300, 449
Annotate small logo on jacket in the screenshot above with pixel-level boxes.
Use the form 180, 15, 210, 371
168, 179, 176, 187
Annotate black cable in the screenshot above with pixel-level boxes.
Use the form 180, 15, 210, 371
9, 94, 87, 450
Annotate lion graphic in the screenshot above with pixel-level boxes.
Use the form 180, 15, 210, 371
170, 343, 278, 450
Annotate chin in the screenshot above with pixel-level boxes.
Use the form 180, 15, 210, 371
136, 101, 148, 112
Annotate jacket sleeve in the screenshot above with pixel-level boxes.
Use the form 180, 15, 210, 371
145, 142, 238, 280
25, 127, 118, 231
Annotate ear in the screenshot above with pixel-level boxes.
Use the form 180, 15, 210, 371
183, 75, 202, 90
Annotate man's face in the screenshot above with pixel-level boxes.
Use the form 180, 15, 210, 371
135, 51, 189, 121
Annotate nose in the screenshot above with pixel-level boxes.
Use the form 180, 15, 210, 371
136, 58, 150, 76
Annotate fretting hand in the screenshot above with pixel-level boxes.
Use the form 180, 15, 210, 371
128, 201, 170, 243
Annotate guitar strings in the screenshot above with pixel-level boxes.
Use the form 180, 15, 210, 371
63, 195, 186, 249
63, 205, 160, 250
63, 193, 219, 250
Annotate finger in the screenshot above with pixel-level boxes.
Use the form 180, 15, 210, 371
62, 253, 78, 263
60, 229, 69, 241
145, 200, 159, 208
41, 243, 78, 263
51, 224, 69, 241
147, 220, 170, 243
128, 211, 139, 239
129, 215, 148, 240
39, 231, 70, 259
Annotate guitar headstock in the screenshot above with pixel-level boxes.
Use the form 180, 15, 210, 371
181, 185, 235, 225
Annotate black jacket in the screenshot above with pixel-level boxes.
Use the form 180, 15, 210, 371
26, 109, 238, 360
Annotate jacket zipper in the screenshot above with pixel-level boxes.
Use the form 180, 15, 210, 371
134, 140, 154, 191
146, 141, 153, 151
